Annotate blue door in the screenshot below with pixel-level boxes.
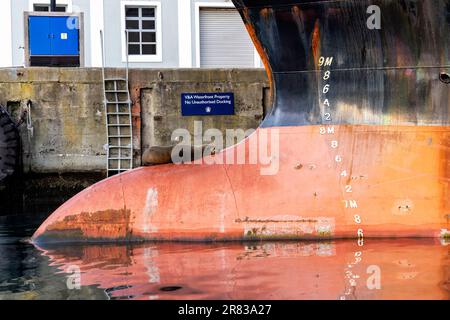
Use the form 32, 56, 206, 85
29, 16, 79, 56
29, 16, 51, 55
50, 17, 79, 55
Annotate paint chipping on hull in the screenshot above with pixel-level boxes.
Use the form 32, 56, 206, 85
36, 208, 132, 243
143, 188, 158, 234
239, 216, 335, 239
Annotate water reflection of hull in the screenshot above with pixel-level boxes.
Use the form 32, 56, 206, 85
32, 0, 450, 243
36, 240, 449, 300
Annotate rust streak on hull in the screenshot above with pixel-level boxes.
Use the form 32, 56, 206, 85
41, 209, 133, 243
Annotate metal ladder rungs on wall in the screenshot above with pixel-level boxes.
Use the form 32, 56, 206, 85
106, 101, 131, 105
101, 30, 134, 177
105, 78, 130, 81
105, 90, 130, 94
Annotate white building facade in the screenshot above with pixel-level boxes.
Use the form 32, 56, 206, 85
0, 0, 262, 68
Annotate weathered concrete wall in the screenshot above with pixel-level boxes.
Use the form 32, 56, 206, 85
134, 70, 270, 156
0, 68, 106, 173
0, 68, 270, 174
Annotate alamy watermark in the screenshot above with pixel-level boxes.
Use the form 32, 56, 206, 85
366, 265, 382, 290
169, 121, 280, 176
66, 265, 81, 290
66, 5, 81, 30
367, 5, 381, 30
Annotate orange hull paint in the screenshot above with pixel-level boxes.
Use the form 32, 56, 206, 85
32, 125, 450, 243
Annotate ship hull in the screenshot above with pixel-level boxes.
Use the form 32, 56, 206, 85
33, 125, 450, 243
32, 0, 450, 243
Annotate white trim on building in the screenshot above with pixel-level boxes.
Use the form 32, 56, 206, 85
120, 0, 163, 63
0, 0, 13, 68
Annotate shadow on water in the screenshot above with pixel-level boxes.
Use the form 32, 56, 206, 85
0, 176, 449, 300
0, 174, 108, 299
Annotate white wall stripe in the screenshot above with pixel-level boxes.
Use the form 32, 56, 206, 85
90, 0, 105, 67
0, 0, 13, 67
177, 0, 192, 68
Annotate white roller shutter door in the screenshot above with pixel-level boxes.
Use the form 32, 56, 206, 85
199, 8, 255, 68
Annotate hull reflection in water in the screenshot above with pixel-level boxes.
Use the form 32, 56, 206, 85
36, 240, 449, 300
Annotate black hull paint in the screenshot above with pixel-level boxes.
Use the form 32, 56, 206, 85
232, 0, 450, 127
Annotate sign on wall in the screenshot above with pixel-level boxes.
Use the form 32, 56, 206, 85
181, 93, 235, 116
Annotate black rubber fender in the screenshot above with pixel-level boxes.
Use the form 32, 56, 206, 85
0, 107, 19, 182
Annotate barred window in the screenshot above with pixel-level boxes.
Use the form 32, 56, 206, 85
33, 4, 67, 12
125, 6, 157, 56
